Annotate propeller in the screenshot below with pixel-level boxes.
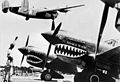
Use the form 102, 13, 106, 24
43, 22, 62, 70
20, 35, 29, 65
9, 36, 18, 50
51, 20, 55, 30
25, 35, 29, 47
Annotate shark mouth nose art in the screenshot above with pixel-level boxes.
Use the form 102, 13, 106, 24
54, 44, 87, 58
27, 55, 43, 64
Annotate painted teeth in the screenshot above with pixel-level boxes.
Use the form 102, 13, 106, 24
55, 44, 87, 58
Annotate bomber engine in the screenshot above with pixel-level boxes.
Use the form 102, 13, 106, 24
2, 0, 9, 13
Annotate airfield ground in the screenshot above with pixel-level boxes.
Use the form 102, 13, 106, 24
0, 74, 74, 82
0, 74, 120, 82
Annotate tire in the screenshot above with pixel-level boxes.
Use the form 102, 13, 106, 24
41, 70, 52, 81
89, 73, 99, 82
25, 17, 29, 20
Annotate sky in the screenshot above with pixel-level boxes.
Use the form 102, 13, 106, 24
0, 0, 120, 67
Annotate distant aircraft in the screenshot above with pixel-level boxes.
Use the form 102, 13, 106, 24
18, 23, 120, 82
2, 0, 84, 30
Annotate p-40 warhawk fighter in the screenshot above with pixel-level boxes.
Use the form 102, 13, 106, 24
18, 23, 120, 82
2, 0, 84, 30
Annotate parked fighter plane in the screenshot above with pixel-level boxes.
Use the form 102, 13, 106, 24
18, 23, 120, 82
2, 0, 84, 30
41, 26, 120, 82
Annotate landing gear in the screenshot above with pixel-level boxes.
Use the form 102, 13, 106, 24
25, 17, 29, 20
74, 70, 115, 82
41, 70, 52, 81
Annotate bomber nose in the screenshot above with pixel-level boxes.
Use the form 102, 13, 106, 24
18, 47, 28, 55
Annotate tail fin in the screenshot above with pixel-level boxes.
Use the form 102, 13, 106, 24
2, 0, 9, 13
20, 0, 29, 14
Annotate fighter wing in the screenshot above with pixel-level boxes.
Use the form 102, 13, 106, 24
46, 58, 78, 74
96, 46, 120, 79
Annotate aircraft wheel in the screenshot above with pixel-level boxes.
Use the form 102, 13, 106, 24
25, 17, 29, 21
89, 73, 100, 82
41, 70, 52, 81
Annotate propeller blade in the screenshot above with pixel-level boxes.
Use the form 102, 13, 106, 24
9, 36, 18, 50
21, 55, 25, 65
47, 22, 62, 57
42, 44, 52, 69
51, 20, 55, 30
25, 35, 29, 47
20, 35, 29, 65
46, 44, 52, 57
95, 4, 109, 55
53, 22, 62, 36
15, 36, 18, 41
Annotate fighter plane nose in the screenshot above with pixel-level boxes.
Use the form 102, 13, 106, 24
41, 33, 47, 38
18, 47, 28, 55
41, 33, 61, 45
41, 32, 60, 44
41, 33, 52, 43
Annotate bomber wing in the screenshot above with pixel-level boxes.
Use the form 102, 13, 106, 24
36, 4, 84, 13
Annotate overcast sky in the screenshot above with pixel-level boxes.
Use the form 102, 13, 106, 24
0, 0, 120, 68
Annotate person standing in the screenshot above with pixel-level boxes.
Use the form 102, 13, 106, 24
3, 36, 18, 82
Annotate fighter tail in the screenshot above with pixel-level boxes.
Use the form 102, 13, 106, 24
20, 0, 29, 14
